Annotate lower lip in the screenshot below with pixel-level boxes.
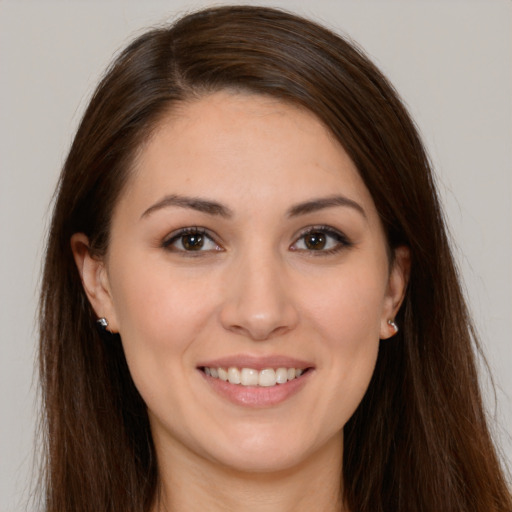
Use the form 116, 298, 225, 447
200, 370, 312, 408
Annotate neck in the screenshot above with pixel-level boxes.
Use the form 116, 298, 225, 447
152, 432, 345, 512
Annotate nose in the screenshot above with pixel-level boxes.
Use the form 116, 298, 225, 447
219, 251, 299, 341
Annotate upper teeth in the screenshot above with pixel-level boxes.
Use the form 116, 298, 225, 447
204, 367, 305, 387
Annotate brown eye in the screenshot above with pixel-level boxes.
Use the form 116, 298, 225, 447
291, 226, 352, 254
182, 233, 204, 250
304, 232, 326, 250
163, 228, 221, 253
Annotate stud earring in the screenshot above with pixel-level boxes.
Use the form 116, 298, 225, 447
387, 319, 398, 333
96, 317, 109, 331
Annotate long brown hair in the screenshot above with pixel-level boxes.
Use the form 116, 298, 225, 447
39, 5, 511, 512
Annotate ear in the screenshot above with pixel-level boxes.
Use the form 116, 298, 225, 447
380, 245, 410, 339
70, 233, 120, 333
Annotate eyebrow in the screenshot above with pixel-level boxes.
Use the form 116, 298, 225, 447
287, 195, 366, 219
141, 194, 233, 219
140, 193, 366, 220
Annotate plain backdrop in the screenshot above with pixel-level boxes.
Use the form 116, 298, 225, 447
0, 0, 510, 510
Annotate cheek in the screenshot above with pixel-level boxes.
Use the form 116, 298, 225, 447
107, 266, 225, 434
309, 268, 387, 346
319, 285, 382, 386
303, 269, 385, 425
112, 256, 214, 333
107, 260, 219, 383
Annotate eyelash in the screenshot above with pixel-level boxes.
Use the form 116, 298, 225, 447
162, 227, 221, 255
291, 225, 353, 255
162, 225, 352, 255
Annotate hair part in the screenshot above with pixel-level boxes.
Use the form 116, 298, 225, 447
39, 5, 511, 512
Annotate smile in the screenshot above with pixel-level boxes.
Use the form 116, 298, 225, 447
201, 366, 306, 387
198, 356, 314, 407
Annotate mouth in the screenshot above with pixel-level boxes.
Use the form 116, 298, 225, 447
197, 357, 314, 407
199, 366, 311, 387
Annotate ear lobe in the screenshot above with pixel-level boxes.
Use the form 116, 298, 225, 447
380, 245, 410, 339
70, 233, 119, 333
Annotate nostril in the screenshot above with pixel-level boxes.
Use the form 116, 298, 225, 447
218, 283, 300, 341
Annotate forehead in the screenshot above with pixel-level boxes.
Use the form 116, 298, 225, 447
118, 91, 379, 222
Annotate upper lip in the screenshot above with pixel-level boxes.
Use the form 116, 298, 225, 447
197, 354, 314, 371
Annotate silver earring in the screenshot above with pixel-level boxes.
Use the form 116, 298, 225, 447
387, 319, 398, 333
97, 317, 109, 330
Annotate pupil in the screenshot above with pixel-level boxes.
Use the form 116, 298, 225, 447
305, 232, 326, 250
183, 234, 204, 250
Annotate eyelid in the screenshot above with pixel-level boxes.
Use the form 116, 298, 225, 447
161, 224, 351, 254
162, 226, 223, 252
290, 225, 353, 253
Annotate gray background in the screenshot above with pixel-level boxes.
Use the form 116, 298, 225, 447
1, 1, 510, 509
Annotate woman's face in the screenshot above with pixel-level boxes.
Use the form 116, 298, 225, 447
75, 92, 408, 473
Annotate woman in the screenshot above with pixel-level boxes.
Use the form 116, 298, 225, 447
39, 5, 511, 512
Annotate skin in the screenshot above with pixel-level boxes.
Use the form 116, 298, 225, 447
72, 91, 409, 512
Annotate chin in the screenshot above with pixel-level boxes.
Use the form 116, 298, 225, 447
198, 423, 342, 475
